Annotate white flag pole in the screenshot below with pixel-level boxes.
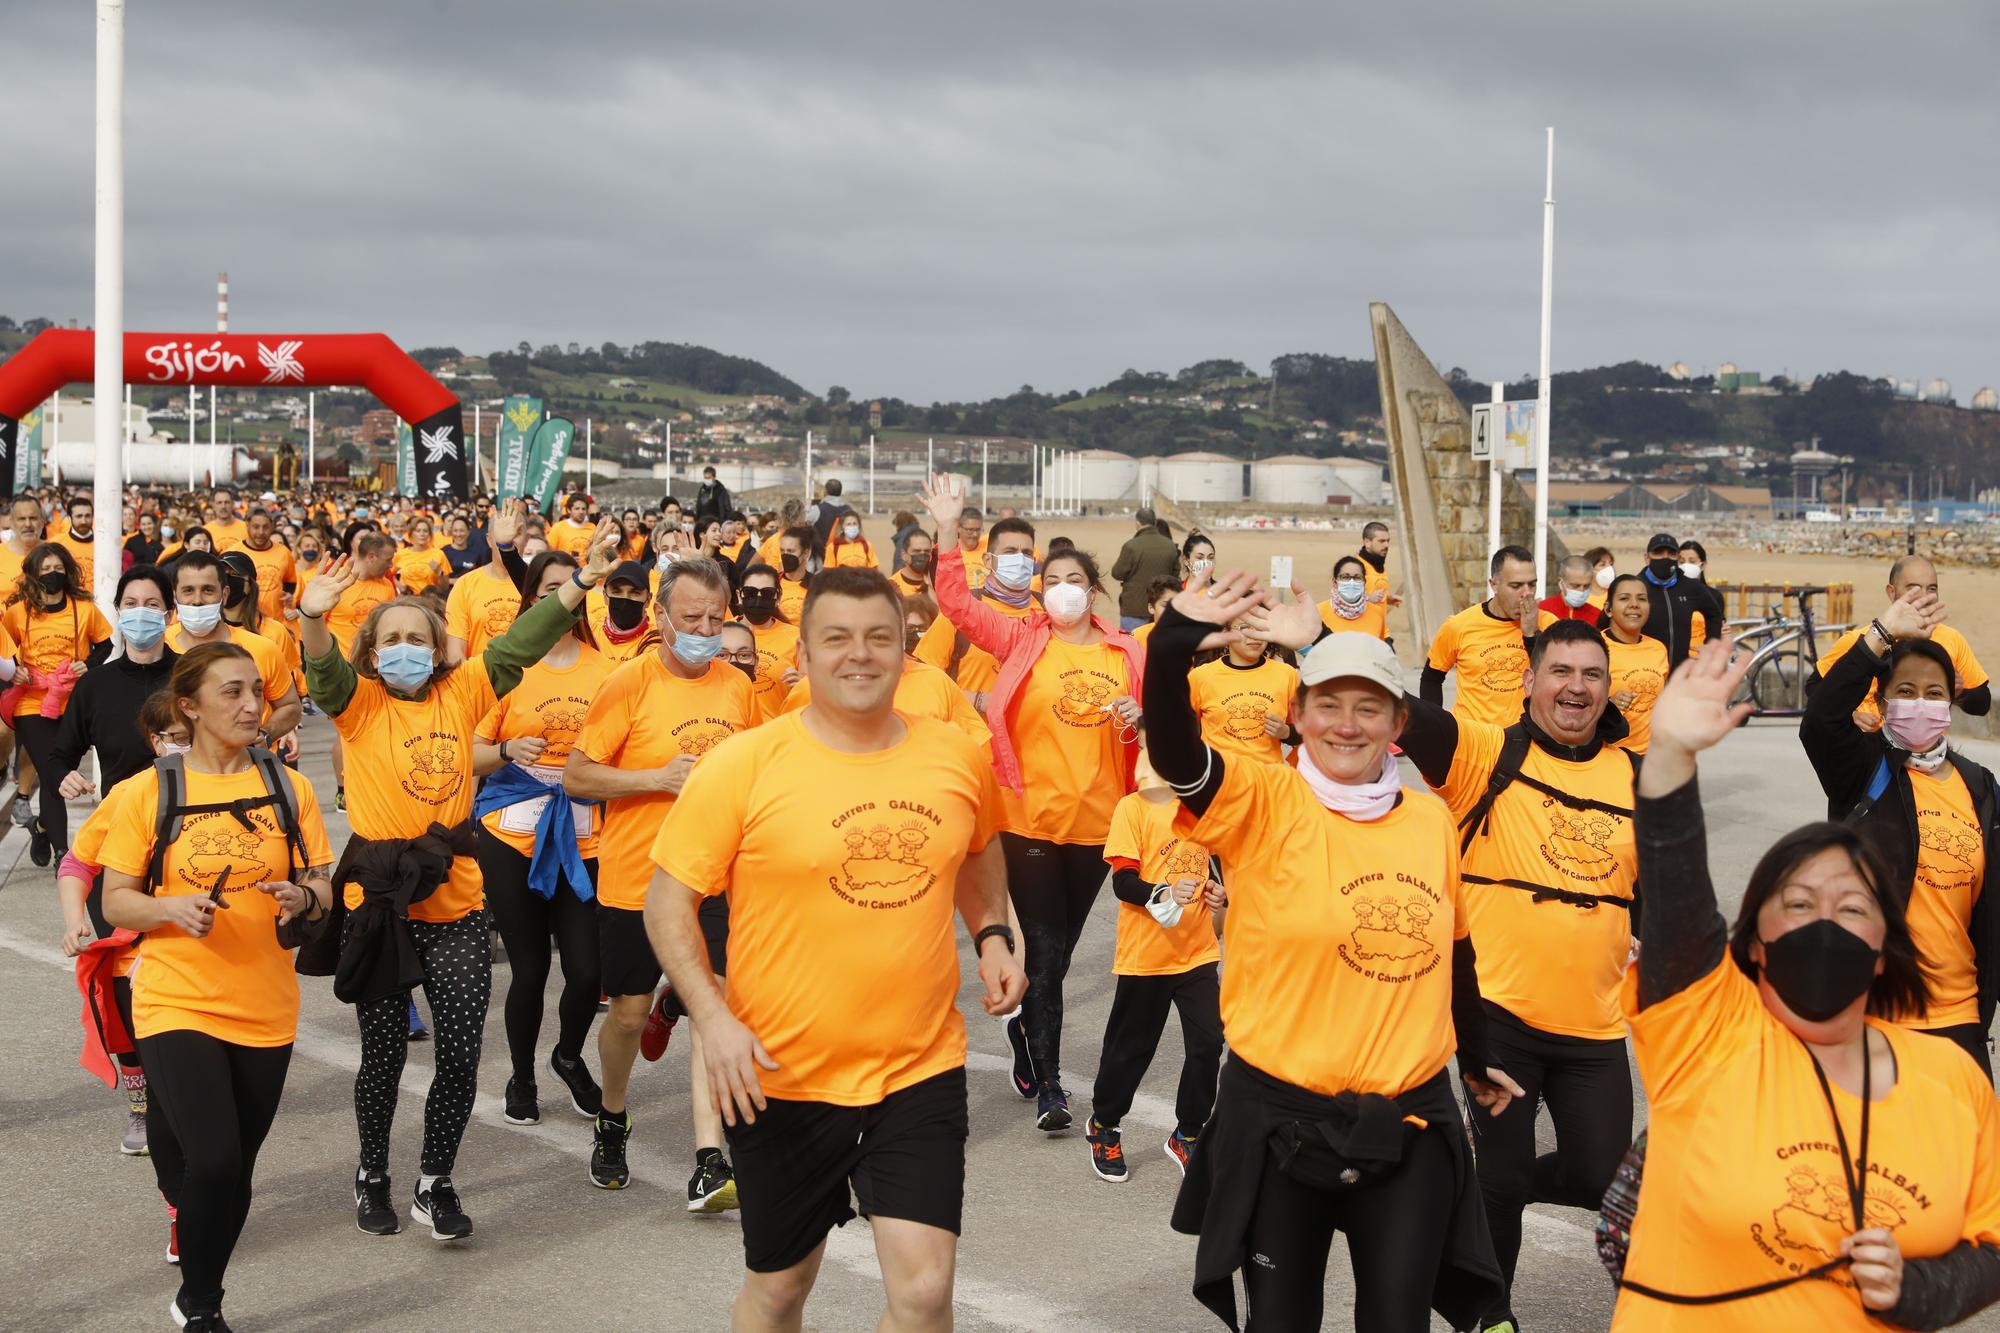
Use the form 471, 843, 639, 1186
1533, 127, 1556, 596
91, 0, 124, 605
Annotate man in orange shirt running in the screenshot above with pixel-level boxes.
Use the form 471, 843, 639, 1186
646, 567, 1025, 1333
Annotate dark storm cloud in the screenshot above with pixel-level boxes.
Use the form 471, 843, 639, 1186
5, 2, 1997, 403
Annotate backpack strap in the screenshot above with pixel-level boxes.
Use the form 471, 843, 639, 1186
1455, 724, 1534, 855
1842, 754, 1895, 825
144, 752, 187, 896
248, 745, 308, 881
146, 748, 307, 893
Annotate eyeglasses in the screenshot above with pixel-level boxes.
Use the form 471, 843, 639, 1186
720, 650, 760, 666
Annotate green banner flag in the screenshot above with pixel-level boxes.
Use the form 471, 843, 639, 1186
396, 422, 416, 496
497, 396, 541, 500
524, 416, 574, 514
15, 404, 44, 492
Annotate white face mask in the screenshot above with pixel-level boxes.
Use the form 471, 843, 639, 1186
1561, 586, 1591, 609
1678, 561, 1702, 581
1594, 564, 1615, 588
1335, 578, 1366, 601
842, 522, 861, 541
1043, 582, 1091, 626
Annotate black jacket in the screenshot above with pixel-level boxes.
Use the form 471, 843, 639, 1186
51, 645, 180, 792
1638, 571, 1725, 667
299, 822, 476, 1004
695, 479, 732, 524
810, 497, 856, 550
1801, 637, 2000, 1029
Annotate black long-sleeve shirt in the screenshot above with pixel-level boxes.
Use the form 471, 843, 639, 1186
50, 645, 180, 793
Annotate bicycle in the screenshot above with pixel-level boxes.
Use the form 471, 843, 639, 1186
1725, 586, 1847, 718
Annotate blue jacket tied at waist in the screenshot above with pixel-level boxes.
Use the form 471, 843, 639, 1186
473, 763, 598, 902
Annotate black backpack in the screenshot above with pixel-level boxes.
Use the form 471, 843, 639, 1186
143, 747, 309, 900
1453, 723, 1640, 912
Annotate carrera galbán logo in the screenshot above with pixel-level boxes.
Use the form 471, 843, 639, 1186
828, 797, 946, 909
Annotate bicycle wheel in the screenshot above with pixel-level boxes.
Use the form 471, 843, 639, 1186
1749, 646, 1809, 713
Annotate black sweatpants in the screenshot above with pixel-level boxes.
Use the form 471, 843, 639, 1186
16, 714, 67, 848
1923, 1021, 1995, 1083
1241, 1123, 1456, 1332
999, 833, 1106, 1081
1090, 963, 1222, 1137
476, 829, 601, 1084
137, 1030, 291, 1320
1466, 1003, 1632, 1304
351, 910, 491, 1176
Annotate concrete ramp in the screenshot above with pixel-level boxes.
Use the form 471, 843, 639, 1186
1371, 302, 1564, 648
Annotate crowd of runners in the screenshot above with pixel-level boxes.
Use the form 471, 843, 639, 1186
22, 470, 2000, 1331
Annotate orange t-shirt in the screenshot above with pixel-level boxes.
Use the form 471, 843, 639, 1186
0, 540, 31, 597
573, 651, 755, 910
777, 577, 809, 625
70, 798, 135, 977
393, 545, 449, 596
549, 519, 599, 559
1178, 759, 1467, 1096
206, 517, 249, 552
889, 567, 929, 600
782, 656, 991, 750
1102, 791, 1220, 977
97, 762, 333, 1048
912, 592, 1033, 695
445, 565, 519, 659
1188, 656, 1298, 767
2, 599, 107, 717
326, 575, 396, 655
744, 617, 801, 723
1426, 603, 1559, 727
1816, 623, 1990, 721
1317, 597, 1390, 641
998, 637, 1128, 844
1614, 959, 2000, 1331
235, 542, 297, 620
166, 624, 293, 713
823, 537, 879, 569
331, 661, 501, 922
53, 530, 97, 591
654, 711, 1000, 1105
1905, 764, 1985, 1029
1438, 716, 1637, 1040
1605, 634, 1670, 755
474, 647, 615, 859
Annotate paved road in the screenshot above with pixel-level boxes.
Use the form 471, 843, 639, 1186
3, 714, 1998, 1331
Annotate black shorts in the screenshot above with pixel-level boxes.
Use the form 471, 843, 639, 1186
697, 894, 729, 977
597, 905, 662, 998
726, 1066, 968, 1274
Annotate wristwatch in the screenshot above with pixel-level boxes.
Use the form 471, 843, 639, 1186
973, 924, 1016, 955
498, 740, 511, 762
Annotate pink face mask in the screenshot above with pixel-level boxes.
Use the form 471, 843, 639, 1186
1882, 697, 1951, 753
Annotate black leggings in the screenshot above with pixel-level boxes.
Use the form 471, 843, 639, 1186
1466, 1004, 1633, 1303
476, 829, 600, 1083
137, 1030, 291, 1319
352, 910, 491, 1176
1923, 1022, 1995, 1083
999, 833, 1106, 1082
15, 714, 67, 847
1090, 963, 1222, 1136
1241, 1124, 1456, 1332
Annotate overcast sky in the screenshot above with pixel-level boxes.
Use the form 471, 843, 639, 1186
7, 2, 1996, 404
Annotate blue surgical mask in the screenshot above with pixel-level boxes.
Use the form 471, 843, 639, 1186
672, 630, 724, 668
991, 552, 1036, 590
118, 606, 168, 649
375, 642, 435, 692
1336, 578, 1365, 601
175, 601, 223, 635
1562, 586, 1591, 609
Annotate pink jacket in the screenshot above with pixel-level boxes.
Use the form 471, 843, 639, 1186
933, 547, 1145, 795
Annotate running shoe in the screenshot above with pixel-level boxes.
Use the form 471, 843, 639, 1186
1164, 1129, 1197, 1176
334, 787, 345, 813
1480, 1321, 1519, 1333
591, 1110, 632, 1189
164, 1203, 179, 1265
28, 821, 50, 867
503, 1075, 540, 1126
8, 798, 31, 830
412, 1175, 473, 1241
686, 1149, 740, 1214
354, 1168, 400, 1235
1086, 1118, 1127, 1183
122, 1106, 149, 1156
550, 1048, 604, 1118
1004, 1011, 1035, 1099
1035, 1081, 1073, 1134
169, 1297, 232, 1331
640, 986, 678, 1062
406, 997, 429, 1042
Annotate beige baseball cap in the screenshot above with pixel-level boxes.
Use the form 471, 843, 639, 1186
1299, 631, 1405, 696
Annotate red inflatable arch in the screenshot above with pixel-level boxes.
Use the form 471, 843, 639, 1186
0, 328, 469, 497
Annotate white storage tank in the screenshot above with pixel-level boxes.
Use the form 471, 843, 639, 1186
1248, 454, 1338, 504
1069, 449, 1141, 503
1155, 451, 1245, 503
1328, 456, 1386, 505
51, 442, 258, 485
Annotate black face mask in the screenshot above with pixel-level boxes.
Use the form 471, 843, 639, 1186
299, 548, 322, 565
904, 626, 924, 654
1647, 556, 1679, 581
741, 589, 778, 619
906, 552, 932, 572
728, 658, 757, 682
605, 595, 647, 631
36, 570, 67, 598
1758, 918, 1879, 1022
781, 552, 801, 575
223, 576, 249, 610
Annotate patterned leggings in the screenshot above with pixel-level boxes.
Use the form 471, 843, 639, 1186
352, 911, 491, 1176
